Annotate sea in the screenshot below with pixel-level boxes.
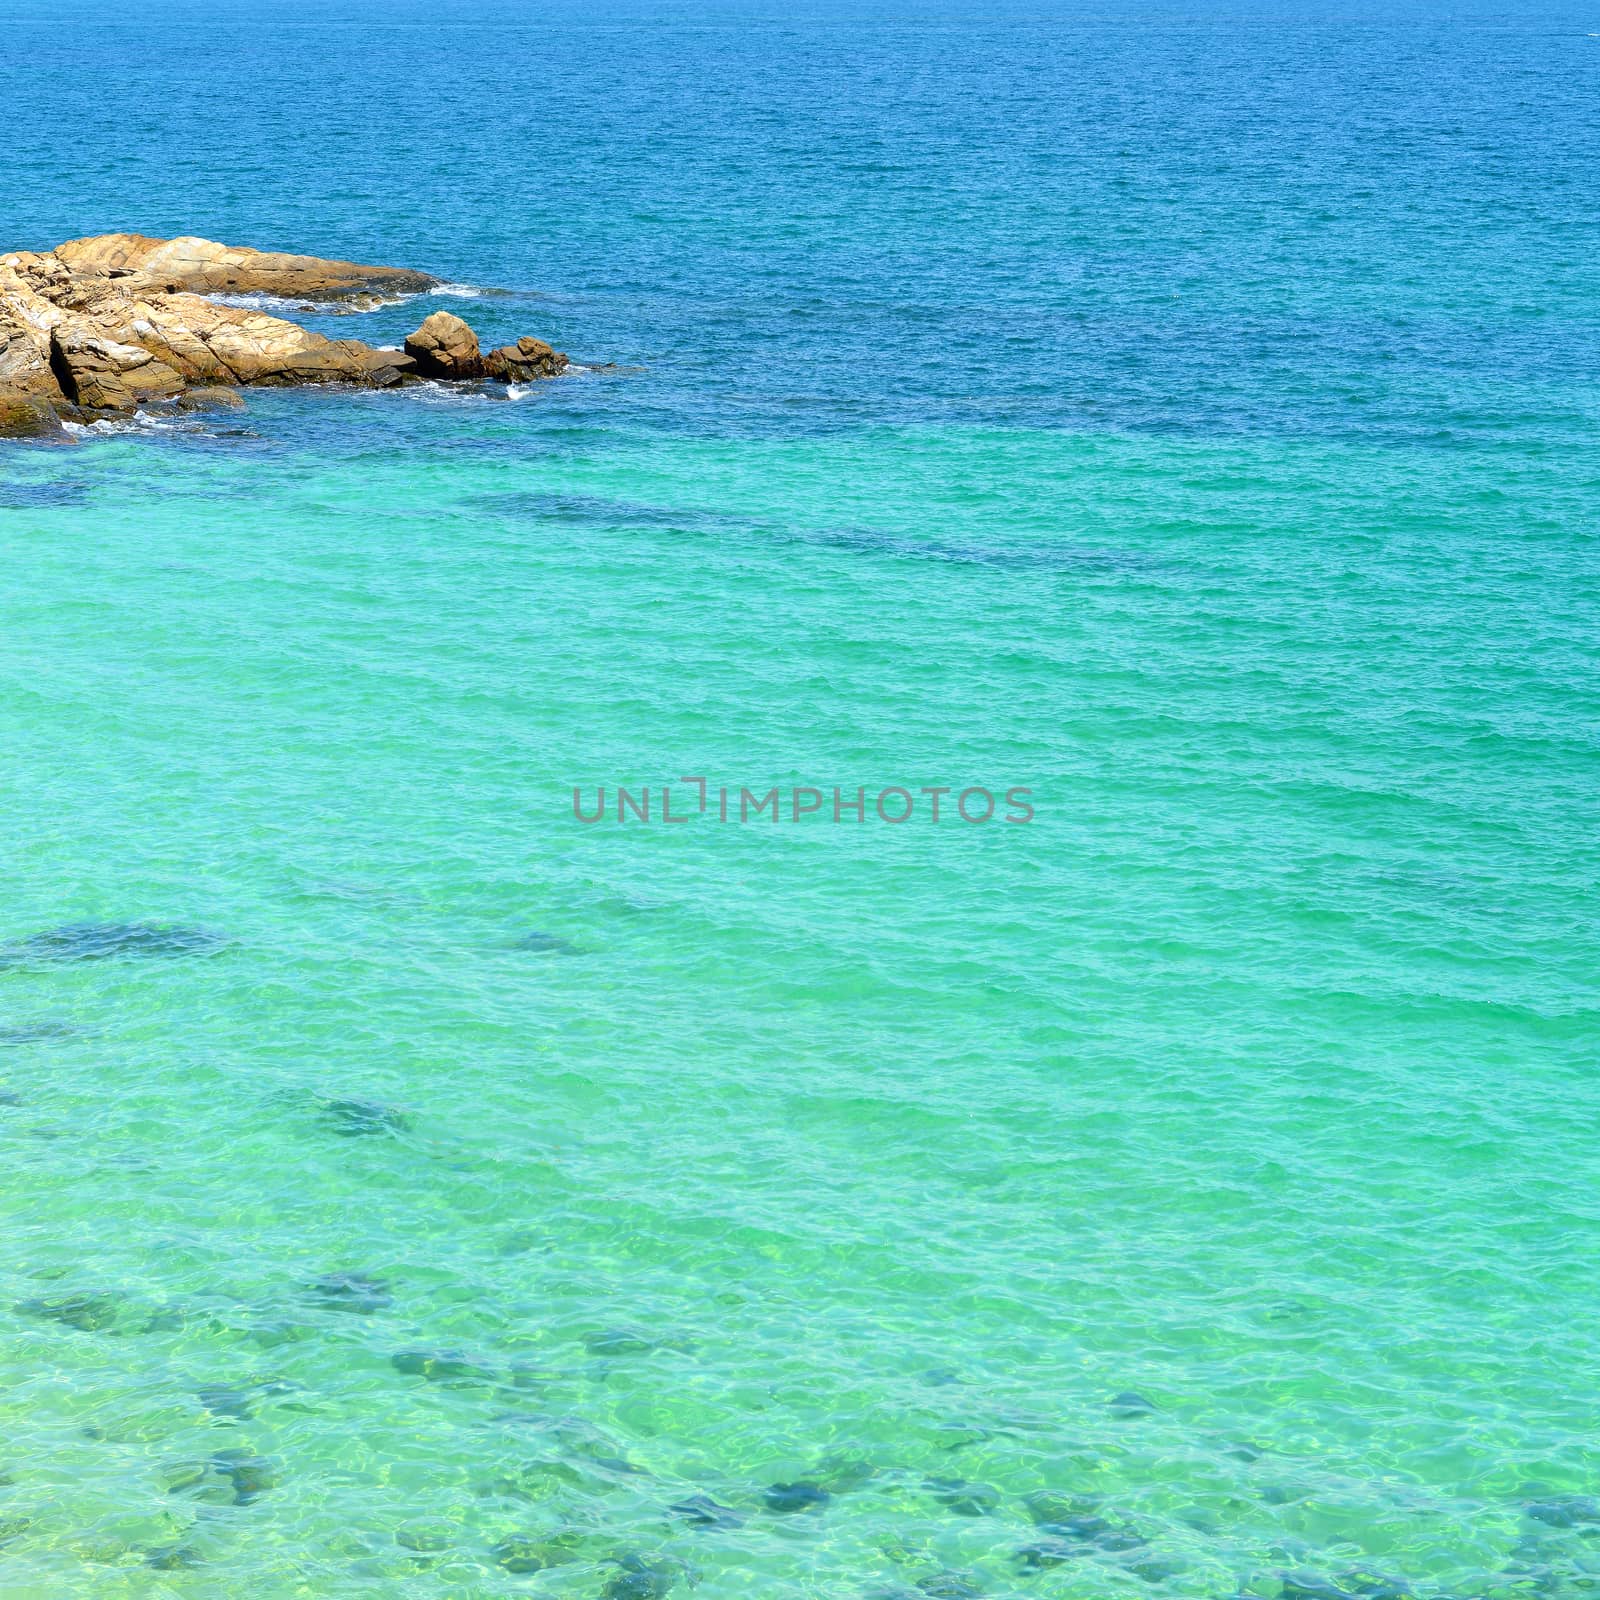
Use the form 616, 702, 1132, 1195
1, 1, 1598, 1596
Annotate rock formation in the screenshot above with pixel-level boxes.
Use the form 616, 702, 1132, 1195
51, 233, 437, 301
484, 336, 566, 382
403, 310, 483, 381
0, 233, 570, 436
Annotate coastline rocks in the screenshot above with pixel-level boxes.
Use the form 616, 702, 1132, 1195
52, 233, 437, 300
1, 234, 575, 429
0, 389, 64, 438
484, 335, 568, 382
178, 386, 247, 412
403, 310, 482, 380
49, 326, 186, 410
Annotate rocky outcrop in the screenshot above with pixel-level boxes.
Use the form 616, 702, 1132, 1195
50, 326, 187, 410
51, 233, 437, 300
484, 336, 567, 382
404, 310, 483, 380
0, 233, 571, 434
0, 389, 64, 438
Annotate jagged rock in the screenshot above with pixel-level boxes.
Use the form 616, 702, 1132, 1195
50, 326, 187, 410
119, 293, 413, 388
178, 386, 246, 412
0, 260, 68, 398
1, 234, 571, 426
51, 233, 436, 300
484, 335, 568, 382
404, 310, 482, 380
0, 389, 64, 438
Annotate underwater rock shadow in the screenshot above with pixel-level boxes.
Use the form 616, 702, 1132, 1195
0, 922, 227, 970
0, 1020, 79, 1046
468, 489, 1149, 574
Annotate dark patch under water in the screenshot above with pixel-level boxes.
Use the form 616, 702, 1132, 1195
764, 1481, 831, 1513
603, 1554, 686, 1600
391, 1347, 497, 1383
15, 1290, 121, 1332
0, 1020, 78, 1046
320, 1098, 411, 1137
513, 930, 585, 956
924, 1476, 999, 1516
582, 1327, 656, 1355
0, 479, 89, 509
0, 922, 225, 968
668, 1494, 744, 1530
306, 1271, 392, 1313
492, 1534, 584, 1574
916, 1574, 984, 1600
471, 489, 1142, 575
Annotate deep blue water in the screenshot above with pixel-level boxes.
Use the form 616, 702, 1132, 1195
10, 1, 1600, 446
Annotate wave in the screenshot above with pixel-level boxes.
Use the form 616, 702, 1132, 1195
205, 290, 425, 315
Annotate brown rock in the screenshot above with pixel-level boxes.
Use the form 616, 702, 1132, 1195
404, 311, 483, 380
49, 326, 187, 410
483, 336, 568, 383
0, 261, 69, 402
0, 388, 65, 438
51, 233, 437, 300
177, 386, 247, 412
1, 235, 569, 428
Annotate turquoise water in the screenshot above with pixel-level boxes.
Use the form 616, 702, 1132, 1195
4, 4, 1600, 1597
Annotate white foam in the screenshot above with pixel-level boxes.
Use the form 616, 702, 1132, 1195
61, 413, 204, 438
429, 283, 482, 299
205, 290, 424, 315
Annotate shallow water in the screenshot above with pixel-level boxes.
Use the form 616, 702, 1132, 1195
3, 2, 1599, 1597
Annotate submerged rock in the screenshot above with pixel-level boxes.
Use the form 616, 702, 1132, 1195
1526, 1496, 1600, 1528
307, 1271, 392, 1313
1017, 1510, 1146, 1569
16, 1290, 121, 1331
395, 1520, 455, 1553
177, 386, 247, 412
493, 1535, 581, 1574
209, 1450, 279, 1505
321, 1098, 411, 1137
515, 930, 584, 956
764, 1481, 831, 1514
924, 1476, 999, 1516
603, 1554, 686, 1600
1016, 1538, 1082, 1571
145, 1545, 205, 1570
391, 1347, 496, 1383
583, 1327, 655, 1355
0, 1021, 78, 1046
917, 1575, 983, 1599
194, 1385, 255, 1419
0, 921, 224, 966
1328, 1569, 1413, 1599
1277, 1573, 1364, 1600
1108, 1391, 1157, 1417
669, 1493, 745, 1529
404, 310, 483, 380
1023, 1491, 1102, 1525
